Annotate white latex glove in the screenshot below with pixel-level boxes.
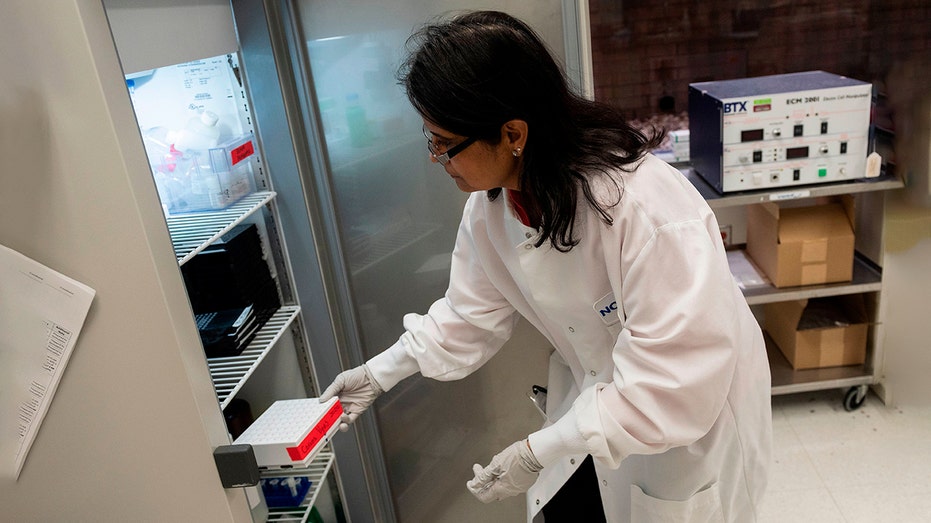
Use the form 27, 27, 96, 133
466, 439, 543, 503
319, 364, 384, 432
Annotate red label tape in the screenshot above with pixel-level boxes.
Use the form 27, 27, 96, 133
229, 140, 255, 166
286, 400, 342, 462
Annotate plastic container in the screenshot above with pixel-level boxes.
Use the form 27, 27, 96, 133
187, 163, 253, 214
144, 128, 255, 214
260, 476, 312, 508
209, 134, 256, 174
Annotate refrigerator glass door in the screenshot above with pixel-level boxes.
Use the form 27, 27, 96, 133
294, 2, 566, 521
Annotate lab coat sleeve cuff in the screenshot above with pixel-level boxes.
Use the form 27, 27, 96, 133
366, 339, 420, 392
527, 408, 589, 468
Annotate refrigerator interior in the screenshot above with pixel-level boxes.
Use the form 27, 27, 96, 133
123, 52, 342, 522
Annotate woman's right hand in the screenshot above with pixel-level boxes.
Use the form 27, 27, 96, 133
319, 364, 384, 431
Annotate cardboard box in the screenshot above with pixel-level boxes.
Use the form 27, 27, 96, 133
765, 295, 868, 370
746, 196, 855, 288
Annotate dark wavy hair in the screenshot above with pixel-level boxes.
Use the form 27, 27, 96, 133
399, 10, 663, 252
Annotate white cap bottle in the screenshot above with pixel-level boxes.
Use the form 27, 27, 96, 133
175, 110, 221, 152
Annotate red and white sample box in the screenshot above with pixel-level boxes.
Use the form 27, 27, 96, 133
233, 397, 343, 469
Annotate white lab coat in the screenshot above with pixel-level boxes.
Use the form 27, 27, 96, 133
368, 154, 772, 522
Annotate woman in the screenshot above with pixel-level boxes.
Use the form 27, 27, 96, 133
320, 10, 772, 522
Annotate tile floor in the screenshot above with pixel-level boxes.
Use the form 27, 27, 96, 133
758, 389, 931, 522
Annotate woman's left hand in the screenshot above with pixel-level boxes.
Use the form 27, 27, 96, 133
466, 439, 543, 502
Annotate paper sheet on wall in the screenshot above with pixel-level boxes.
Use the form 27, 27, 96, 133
0, 244, 95, 480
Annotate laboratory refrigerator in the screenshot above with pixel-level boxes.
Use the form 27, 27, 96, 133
0, 0, 587, 521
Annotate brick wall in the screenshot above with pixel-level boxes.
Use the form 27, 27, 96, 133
589, 0, 930, 122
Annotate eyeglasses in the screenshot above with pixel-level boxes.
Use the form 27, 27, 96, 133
423, 126, 477, 166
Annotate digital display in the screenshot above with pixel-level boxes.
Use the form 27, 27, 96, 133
741, 129, 765, 142
786, 146, 809, 159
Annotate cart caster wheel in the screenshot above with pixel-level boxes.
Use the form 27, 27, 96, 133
844, 386, 867, 411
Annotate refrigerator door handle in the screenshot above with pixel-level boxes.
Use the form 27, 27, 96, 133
213, 444, 260, 488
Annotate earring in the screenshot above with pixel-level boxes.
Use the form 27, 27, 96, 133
513, 146, 522, 157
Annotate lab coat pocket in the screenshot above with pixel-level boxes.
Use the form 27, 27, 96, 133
630, 483, 725, 523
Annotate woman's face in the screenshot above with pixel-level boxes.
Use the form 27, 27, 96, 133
422, 120, 522, 193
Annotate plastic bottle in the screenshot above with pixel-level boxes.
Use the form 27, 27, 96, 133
175, 110, 221, 152
345, 93, 372, 148
170, 111, 223, 209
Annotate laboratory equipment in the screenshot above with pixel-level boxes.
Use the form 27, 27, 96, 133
689, 71, 873, 193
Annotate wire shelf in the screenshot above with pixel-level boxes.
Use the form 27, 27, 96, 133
208, 306, 300, 410
166, 191, 276, 265
264, 447, 335, 523
348, 222, 441, 275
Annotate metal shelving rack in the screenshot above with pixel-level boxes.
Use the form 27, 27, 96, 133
682, 167, 905, 406
208, 306, 301, 409
681, 167, 904, 209
165, 192, 335, 521
167, 191, 276, 265
264, 448, 335, 523
741, 254, 882, 306
348, 222, 442, 275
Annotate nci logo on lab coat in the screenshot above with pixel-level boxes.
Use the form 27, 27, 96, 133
593, 292, 620, 325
